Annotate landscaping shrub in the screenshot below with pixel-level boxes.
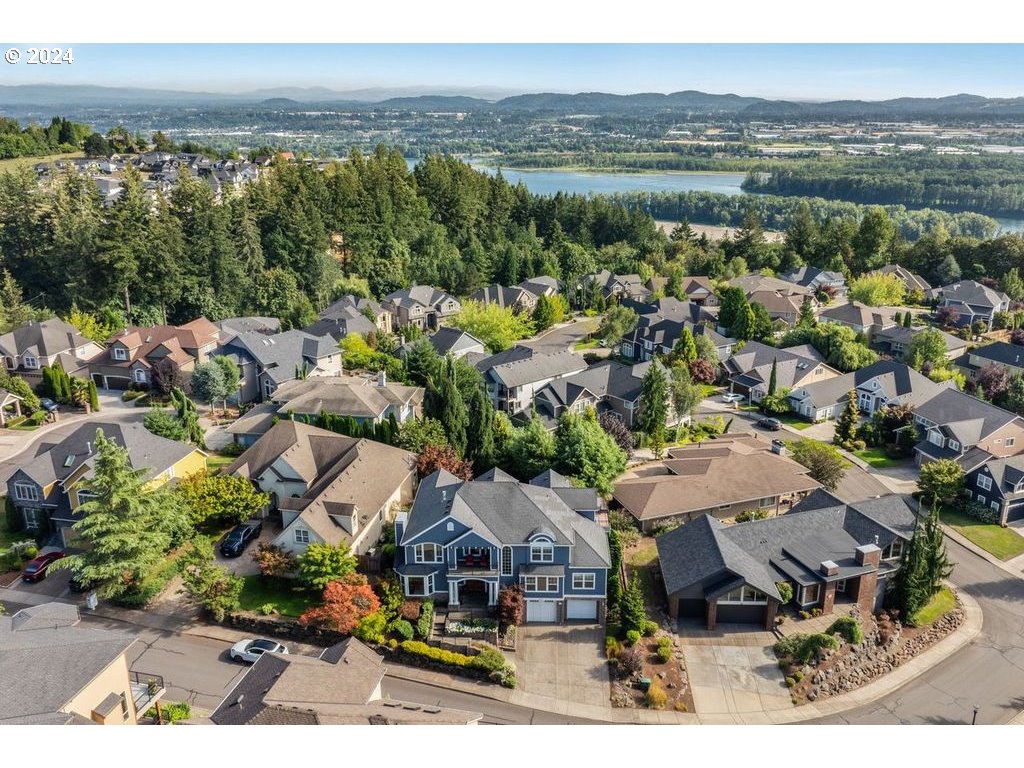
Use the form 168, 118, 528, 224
400, 640, 473, 668
625, 629, 641, 646
825, 616, 864, 645
605, 635, 622, 659
773, 632, 841, 665
642, 620, 658, 637
735, 509, 769, 523
146, 701, 191, 723
398, 640, 516, 687
498, 585, 525, 626
645, 680, 668, 709
811, 608, 823, 617
785, 676, 796, 688
657, 636, 672, 650
4, 496, 21, 534
353, 611, 388, 644
121, 389, 147, 402
388, 638, 398, 649
960, 499, 1000, 524
391, 619, 415, 642
415, 599, 434, 639
775, 581, 794, 605
399, 600, 422, 621
219, 442, 246, 457
469, 642, 507, 674
619, 646, 644, 675
656, 645, 672, 663
259, 603, 276, 616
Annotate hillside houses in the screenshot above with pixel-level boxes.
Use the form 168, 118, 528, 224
219, 330, 341, 402
86, 318, 219, 390
382, 286, 461, 331
0, 317, 103, 385
619, 297, 732, 362
930, 280, 1010, 328
475, 346, 587, 416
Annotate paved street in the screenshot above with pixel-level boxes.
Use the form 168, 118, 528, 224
521, 317, 599, 353
815, 538, 1024, 725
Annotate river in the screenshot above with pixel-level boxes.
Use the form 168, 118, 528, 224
406, 158, 1023, 233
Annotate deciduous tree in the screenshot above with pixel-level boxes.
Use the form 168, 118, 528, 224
299, 573, 381, 635
296, 542, 358, 591
788, 439, 848, 492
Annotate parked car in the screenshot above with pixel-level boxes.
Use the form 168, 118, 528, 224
756, 416, 782, 431
229, 638, 289, 664
38, 398, 59, 413
21, 550, 66, 583
219, 521, 262, 558
721, 393, 744, 403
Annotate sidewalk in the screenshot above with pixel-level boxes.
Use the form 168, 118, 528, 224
1, 582, 982, 725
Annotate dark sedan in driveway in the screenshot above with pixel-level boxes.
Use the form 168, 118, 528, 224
219, 521, 262, 558
21, 550, 66, 583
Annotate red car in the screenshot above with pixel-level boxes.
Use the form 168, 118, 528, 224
21, 551, 66, 583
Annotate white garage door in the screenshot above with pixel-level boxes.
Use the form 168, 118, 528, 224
565, 599, 598, 621
526, 599, 559, 623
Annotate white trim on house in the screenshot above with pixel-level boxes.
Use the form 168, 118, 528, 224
572, 572, 596, 590
446, 527, 501, 549
13, 482, 39, 502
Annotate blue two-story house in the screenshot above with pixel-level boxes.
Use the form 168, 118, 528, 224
394, 468, 610, 623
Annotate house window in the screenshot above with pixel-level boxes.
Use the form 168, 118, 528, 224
294, 528, 310, 544
530, 542, 554, 563
758, 496, 776, 508
406, 574, 433, 596
948, 440, 960, 452
523, 576, 559, 592
414, 543, 443, 563
572, 573, 595, 590
882, 539, 904, 560
23, 355, 38, 369
719, 586, 769, 604
991, 500, 1001, 513
928, 431, 944, 447
977, 474, 993, 491
134, 369, 147, 383
22, 508, 39, 530
800, 583, 821, 606
501, 546, 513, 576
836, 580, 847, 593
263, 378, 274, 398
113, 347, 128, 361
1008, 438, 1017, 448
13, 483, 39, 502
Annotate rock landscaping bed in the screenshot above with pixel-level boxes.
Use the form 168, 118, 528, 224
607, 625, 694, 712
776, 598, 965, 705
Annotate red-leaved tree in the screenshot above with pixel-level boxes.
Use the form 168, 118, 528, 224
299, 573, 380, 634
498, 585, 525, 626
416, 443, 474, 480
688, 358, 717, 384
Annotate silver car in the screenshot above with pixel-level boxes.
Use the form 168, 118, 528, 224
229, 638, 289, 664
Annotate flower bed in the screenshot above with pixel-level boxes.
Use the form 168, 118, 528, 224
445, 617, 497, 635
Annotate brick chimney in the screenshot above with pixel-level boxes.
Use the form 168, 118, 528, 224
855, 543, 881, 567
819, 560, 839, 577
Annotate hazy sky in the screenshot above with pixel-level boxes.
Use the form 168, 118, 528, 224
3, 44, 1024, 100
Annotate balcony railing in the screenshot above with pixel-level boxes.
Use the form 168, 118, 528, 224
129, 671, 166, 714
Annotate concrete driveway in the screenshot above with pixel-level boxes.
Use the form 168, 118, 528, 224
681, 643, 792, 719
513, 624, 610, 708
213, 525, 276, 576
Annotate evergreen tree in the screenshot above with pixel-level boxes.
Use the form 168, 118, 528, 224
673, 327, 697, 364
750, 302, 774, 342
797, 296, 816, 329
767, 358, 778, 397
465, 385, 496, 472
717, 286, 749, 332
903, 311, 913, 328
637, 362, 669, 436
620, 577, 648, 635
922, 501, 954, 594
52, 430, 186, 599
87, 379, 100, 412
425, 362, 467, 457
834, 389, 860, 448
731, 304, 756, 342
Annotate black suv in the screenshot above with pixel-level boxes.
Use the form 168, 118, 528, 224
757, 416, 782, 431
220, 521, 263, 558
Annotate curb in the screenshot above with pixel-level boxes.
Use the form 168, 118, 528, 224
941, 524, 1024, 580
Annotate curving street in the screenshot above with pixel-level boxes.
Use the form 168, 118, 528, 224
814, 539, 1024, 725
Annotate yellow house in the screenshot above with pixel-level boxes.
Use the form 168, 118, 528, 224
0, 603, 166, 724
5, 420, 206, 548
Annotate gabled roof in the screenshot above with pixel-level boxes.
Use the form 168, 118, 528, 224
518, 275, 560, 296
657, 494, 917, 599
875, 264, 931, 292
913, 388, 1024, 450
383, 285, 460, 312
0, 316, 93, 359
729, 274, 811, 297
535, 360, 650, 412
400, 470, 610, 568
613, 435, 821, 521
0, 603, 135, 722
470, 284, 533, 309
225, 330, 338, 384
961, 341, 1024, 370
227, 421, 415, 549
269, 377, 423, 420
789, 360, 950, 410
91, 319, 218, 368
779, 265, 846, 288
820, 301, 895, 329
480, 347, 586, 389
872, 325, 965, 353
215, 317, 281, 337
426, 327, 487, 357
933, 280, 1009, 310
724, 340, 833, 391
11, 421, 199, 493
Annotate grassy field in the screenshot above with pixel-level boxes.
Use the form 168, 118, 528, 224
574, 339, 599, 351
237, 575, 319, 617
0, 151, 83, 173
205, 453, 236, 474
697, 384, 720, 399
940, 507, 1024, 561
912, 586, 957, 627
853, 447, 903, 469
774, 413, 815, 431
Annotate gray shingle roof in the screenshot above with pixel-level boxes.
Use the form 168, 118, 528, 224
483, 348, 587, 389
401, 470, 610, 568
0, 316, 91, 359
0, 604, 135, 721
934, 280, 1009, 310
789, 360, 949, 411
961, 341, 1024, 369
657, 495, 917, 600
820, 302, 894, 328
913, 388, 1023, 450
426, 327, 487, 357
227, 330, 337, 384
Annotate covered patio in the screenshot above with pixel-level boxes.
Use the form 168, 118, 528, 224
0, 387, 23, 427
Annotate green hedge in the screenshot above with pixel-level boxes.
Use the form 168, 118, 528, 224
415, 599, 434, 639
773, 632, 841, 665
398, 639, 517, 687
825, 616, 864, 645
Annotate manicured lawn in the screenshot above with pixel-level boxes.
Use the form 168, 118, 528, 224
237, 575, 319, 617
853, 447, 902, 468
574, 339, 599, 351
939, 507, 1024, 561
205, 453, 235, 474
697, 384, 719, 399
912, 586, 957, 627
774, 413, 815, 431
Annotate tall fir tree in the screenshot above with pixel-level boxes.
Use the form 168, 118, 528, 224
465, 385, 496, 473
637, 362, 669, 437
834, 389, 860, 448
767, 358, 778, 397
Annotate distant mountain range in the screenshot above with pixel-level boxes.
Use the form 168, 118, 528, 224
3, 84, 1024, 117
